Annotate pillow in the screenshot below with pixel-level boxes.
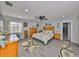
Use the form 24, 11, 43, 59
0, 35, 6, 40
10, 34, 19, 42
43, 30, 53, 35
43, 30, 48, 34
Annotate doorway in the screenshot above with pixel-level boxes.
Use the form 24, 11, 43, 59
63, 22, 71, 41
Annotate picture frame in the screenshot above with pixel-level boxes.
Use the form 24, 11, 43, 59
23, 22, 27, 27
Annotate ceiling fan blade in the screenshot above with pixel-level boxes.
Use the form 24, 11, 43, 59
5, 1, 13, 7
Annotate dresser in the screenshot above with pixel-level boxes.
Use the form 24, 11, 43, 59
0, 41, 18, 57
0, 33, 18, 57
30, 27, 37, 37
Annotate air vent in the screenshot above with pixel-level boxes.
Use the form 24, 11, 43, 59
5, 1, 13, 7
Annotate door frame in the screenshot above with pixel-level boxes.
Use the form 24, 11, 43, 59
61, 21, 73, 41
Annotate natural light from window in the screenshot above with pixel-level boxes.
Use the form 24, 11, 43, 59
10, 22, 23, 33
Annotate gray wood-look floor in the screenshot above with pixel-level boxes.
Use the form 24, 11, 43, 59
18, 39, 79, 57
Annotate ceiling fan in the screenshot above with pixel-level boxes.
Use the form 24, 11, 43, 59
5, 1, 13, 7
35, 16, 48, 21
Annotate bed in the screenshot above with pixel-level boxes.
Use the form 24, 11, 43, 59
32, 25, 55, 44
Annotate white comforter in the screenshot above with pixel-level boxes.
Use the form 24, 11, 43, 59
32, 31, 54, 44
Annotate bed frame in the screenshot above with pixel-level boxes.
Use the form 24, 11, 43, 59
32, 25, 55, 45
32, 37, 53, 45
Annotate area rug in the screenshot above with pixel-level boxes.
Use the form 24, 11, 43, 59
21, 40, 42, 56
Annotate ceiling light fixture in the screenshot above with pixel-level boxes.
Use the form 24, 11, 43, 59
25, 9, 29, 12
62, 16, 65, 18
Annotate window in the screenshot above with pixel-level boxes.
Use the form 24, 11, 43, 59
0, 21, 3, 32
10, 22, 22, 33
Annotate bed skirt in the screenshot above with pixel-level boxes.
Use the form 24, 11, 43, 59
32, 37, 53, 45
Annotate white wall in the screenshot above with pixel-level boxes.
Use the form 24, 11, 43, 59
78, 17, 79, 41
71, 15, 79, 44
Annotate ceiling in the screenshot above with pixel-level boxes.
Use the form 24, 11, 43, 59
0, 1, 79, 20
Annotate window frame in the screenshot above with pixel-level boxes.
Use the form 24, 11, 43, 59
10, 22, 23, 33
0, 21, 3, 32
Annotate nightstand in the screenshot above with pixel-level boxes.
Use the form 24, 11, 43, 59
30, 27, 37, 37
54, 33, 60, 39
24, 30, 28, 39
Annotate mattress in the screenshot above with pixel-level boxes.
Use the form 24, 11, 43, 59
32, 30, 54, 44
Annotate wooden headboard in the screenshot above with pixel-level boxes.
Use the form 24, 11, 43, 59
43, 25, 55, 30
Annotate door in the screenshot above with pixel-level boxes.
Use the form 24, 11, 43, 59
63, 22, 71, 41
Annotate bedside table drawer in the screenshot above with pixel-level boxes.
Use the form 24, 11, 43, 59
54, 34, 60, 39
